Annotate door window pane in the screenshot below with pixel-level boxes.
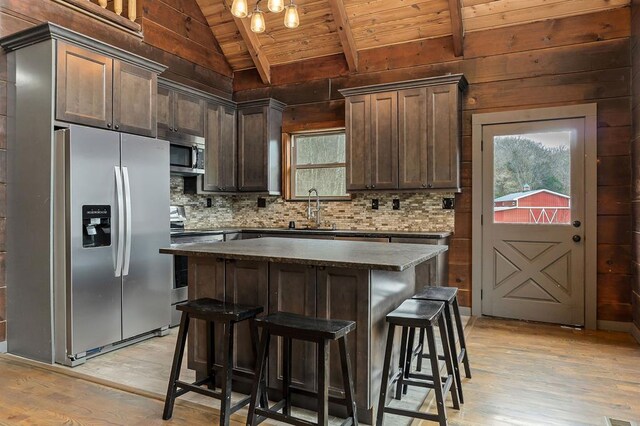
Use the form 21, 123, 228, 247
493, 131, 571, 224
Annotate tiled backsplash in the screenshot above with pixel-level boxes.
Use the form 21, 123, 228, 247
170, 176, 455, 231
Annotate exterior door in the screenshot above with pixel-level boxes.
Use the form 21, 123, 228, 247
482, 119, 585, 325
120, 134, 171, 339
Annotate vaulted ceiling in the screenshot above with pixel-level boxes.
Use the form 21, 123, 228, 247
194, 0, 629, 83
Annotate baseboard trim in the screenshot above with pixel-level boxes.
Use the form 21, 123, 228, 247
0, 341, 6, 353
597, 320, 631, 333
632, 323, 640, 344
458, 306, 471, 317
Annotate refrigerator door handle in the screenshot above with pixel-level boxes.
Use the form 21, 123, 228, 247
122, 166, 132, 276
114, 166, 125, 277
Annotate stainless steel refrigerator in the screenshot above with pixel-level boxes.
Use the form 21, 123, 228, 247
53, 125, 171, 366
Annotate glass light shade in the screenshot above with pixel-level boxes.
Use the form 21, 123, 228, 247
231, 0, 249, 18
251, 9, 266, 33
283, 4, 299, 29
268, 0, 285, 13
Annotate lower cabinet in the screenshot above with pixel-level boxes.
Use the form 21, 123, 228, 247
316, 267, 369, 403
225, 260, 269, 376
268, 263, 317, 392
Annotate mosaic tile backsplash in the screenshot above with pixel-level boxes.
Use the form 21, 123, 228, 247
170, 176, 455, 232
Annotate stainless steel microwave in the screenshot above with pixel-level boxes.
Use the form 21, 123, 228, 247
170, 140, 205, 176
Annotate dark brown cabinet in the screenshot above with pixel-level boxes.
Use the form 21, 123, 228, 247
225, 260, 269, 376
203, 102, 237, 192
56, 42, 161, 137
237, 99, 285, 194
340, 75, 467, 192
113, 60, 157, 137
156, 80, 206, 140
268, 263, 317, 392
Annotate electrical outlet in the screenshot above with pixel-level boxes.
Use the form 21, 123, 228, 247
442, 197, 455, 209
206, 198, 212, 208
392, 199, 400, 210
257, 197, 267, 208
372, 199, 379, 210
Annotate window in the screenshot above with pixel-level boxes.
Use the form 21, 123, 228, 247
288, 130, 349, 200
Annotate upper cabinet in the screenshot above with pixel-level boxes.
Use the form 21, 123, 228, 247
53, 36, 163, 138
157, 80, 206, 141
203, 102, 237, 192
340, 74, 467, 192
237, 99, 285, 194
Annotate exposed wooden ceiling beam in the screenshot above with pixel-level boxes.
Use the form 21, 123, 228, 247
448, 0, 464, 57
326, 0, 358, 72
224, 1, 271, 84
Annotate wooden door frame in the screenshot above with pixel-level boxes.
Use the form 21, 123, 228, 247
471, 104, 598, 329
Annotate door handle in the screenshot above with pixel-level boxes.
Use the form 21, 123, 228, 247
192, 146, 198, 169
572, 235, 581, 242
114, 166, 124, 277
122, 166, 132, 276
573, 220, 581, 228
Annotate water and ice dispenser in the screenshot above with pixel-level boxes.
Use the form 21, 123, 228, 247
82, 205, 111, 248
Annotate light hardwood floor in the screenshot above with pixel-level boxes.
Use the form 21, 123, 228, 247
0, 317, 638, 425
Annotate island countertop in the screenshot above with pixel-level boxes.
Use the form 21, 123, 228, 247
160, 237, 447, 271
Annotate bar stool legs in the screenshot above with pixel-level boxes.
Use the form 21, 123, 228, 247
163, 311, 190, 421
452, 298, 471, 379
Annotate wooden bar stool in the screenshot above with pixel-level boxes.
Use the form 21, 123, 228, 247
163, 298, 264, 426
411, 287, 471, 403
247, 312, 358, 426
377, 299, 459, 426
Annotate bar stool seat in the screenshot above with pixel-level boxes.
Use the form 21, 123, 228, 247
247, 312, 358, 426
411, 286, 471, 405
163, 298, 264, 426
377, 299, 459, 426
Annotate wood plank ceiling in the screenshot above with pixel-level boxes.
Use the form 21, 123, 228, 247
195, 0, 629, 83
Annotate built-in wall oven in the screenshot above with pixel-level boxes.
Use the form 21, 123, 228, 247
169, 232, 224, 326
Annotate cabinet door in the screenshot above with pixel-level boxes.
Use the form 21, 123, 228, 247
203, 103, 222, 191
187, 257, 226, 373
157, 86, 174, 134
56, 43, 113, 128
427, 84, 460, 189
268, 263, 317, 392
345, 95, 371, 191
225, 260, 269, 376
370, 92, 398, 190
317, 267, 369, 406
237, 106, 268, 191
175, 91, 205, 138
220, 106, 237, 190
113, 60, 157, 137
398, 88, 428, 189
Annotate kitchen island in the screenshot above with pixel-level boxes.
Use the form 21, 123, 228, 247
161, 238, 447, 423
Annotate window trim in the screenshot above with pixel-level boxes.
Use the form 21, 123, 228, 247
284, 128, 352, 201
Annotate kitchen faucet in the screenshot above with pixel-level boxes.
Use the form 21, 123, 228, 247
307, 188, 321, 227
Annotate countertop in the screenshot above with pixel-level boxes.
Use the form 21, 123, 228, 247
161, 237, 447, 271
170, 227, 451, 239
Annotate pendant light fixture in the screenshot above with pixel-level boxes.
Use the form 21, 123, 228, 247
268, 0, 285, 13
231, 0, 249, 18
235, 0, 299, 33
250, 4, 266, 33
283, 0, 299, 29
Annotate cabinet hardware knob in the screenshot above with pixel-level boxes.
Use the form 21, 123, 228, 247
422, 183, 427, 187
573, 220, 581, 228
107, 123, 112, 128
572, 235, 581, 242
115, 124, 120, 130
365, 185, 370, 189
428, 184, 433, 188
372, 184, 376, 188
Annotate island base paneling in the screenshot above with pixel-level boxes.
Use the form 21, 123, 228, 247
185, 256, 417, 423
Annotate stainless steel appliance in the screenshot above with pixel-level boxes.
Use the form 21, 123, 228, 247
53, 125, 171, 366
169, 206, 223, 326
170, 139, 205, 176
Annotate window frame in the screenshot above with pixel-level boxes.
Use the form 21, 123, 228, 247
284, 128, 352, 201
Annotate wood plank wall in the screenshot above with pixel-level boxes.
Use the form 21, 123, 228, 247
0, 0, 235, 345
233, 8, 634, 321
631, 0, 640, 333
